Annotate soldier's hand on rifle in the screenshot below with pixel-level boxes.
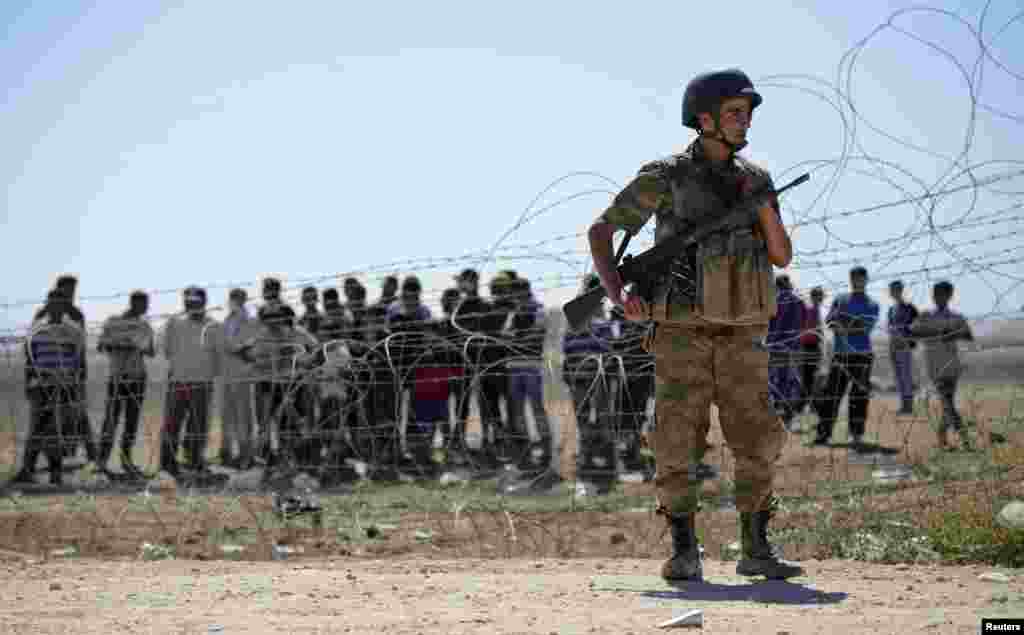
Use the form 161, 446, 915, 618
622, 292, 648, 322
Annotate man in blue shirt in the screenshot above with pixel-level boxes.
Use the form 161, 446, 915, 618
814, 266, 880, 449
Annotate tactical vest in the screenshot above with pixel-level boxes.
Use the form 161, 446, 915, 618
649, 145, 777, 326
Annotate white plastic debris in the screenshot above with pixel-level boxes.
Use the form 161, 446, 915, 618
50, 547, 77, 558
658, 609, 703, 628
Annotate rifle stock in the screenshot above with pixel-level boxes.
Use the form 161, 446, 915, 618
563, 172, 809, 331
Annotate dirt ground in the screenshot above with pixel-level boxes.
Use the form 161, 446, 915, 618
0, 554, 1021, 634
0, 386, 1022, 633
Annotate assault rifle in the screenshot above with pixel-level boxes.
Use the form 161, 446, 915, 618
563, 173, 810, 331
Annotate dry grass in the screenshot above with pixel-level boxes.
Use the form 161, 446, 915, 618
0, 381, 1022, 568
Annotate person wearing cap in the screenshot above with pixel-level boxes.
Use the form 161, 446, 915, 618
96, 290, 155, 478
217, 288, 260, 469
814, 266, 880, 448
793, 286, 826, 416
886, 280, 920, 415
160, 286, 221, 478
585, 69, 802, 581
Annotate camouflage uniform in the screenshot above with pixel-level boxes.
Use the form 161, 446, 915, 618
600, 138, 784, 516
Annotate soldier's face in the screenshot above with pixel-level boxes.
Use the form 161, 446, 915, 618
703, 97, 752, 144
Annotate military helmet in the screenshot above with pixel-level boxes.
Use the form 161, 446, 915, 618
682, 69, 762, 130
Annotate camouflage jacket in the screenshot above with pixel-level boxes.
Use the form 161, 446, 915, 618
600, 139, 779, 326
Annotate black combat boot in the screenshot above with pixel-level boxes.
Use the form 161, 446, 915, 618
736, 510, 804, 580
661, 512, 703, 582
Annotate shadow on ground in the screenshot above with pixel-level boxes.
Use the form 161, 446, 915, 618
599, 578, 849, 606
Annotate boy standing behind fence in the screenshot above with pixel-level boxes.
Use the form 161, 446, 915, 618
909, 281, 974, 451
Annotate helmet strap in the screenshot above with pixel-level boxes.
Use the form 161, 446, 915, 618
701, 110, 747, 159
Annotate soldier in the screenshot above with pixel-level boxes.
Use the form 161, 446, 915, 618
586, 69, 802, 581
909, 281, 974, 450
11, 291, 87, 485
767, 275, 804, 432
887, 280, 919, 415
160, 286, 220, 478
218, 288, 260, 469
562, 275, 617, 494
96, 290, 155, 478
814, 266, 880, 449
793, 286, 825, 416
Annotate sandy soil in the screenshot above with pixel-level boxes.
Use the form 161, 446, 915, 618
0, 554, 1021, 634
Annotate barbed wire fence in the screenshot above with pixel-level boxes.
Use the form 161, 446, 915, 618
0, 2, 1022, 563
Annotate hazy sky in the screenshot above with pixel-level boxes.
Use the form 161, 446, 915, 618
2, 1, 1022, 334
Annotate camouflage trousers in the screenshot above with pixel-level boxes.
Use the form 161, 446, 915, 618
647, 322, 785, 514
